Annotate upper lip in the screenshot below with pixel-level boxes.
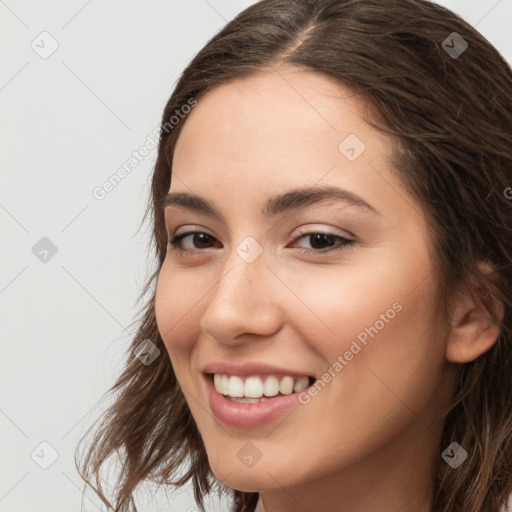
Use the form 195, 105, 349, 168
202, 361, 315, 378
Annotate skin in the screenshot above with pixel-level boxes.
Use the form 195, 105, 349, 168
154, 64, 501, 512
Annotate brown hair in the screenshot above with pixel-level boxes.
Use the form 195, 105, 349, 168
76, 1, 512, 511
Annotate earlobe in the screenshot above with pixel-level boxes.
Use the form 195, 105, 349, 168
445, 263, 504, 364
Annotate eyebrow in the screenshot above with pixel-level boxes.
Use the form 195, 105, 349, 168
163, 185, 380, 222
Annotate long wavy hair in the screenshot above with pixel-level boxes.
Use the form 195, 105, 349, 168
76, 1, 512, 511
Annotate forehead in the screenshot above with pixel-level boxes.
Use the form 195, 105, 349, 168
168, 66, 418, 227
172, 66, 387, 177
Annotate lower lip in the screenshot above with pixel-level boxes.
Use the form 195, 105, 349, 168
203, 374, 307, 428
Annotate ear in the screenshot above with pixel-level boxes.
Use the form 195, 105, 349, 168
445, 262, 504, 364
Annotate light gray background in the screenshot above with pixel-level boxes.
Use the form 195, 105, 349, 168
1, 1, 511, 511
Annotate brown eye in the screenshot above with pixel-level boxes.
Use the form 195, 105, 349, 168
290, 232, 355, 254
168, 231, 220, 253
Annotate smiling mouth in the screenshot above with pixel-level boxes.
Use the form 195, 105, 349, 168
206, 372, 317, 402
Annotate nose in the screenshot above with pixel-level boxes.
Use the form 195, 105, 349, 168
199, 241, 283, 346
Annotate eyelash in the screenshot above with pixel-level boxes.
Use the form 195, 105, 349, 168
167, 229, 355, 256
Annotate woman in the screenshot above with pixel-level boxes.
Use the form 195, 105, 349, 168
77, 1, 512, 511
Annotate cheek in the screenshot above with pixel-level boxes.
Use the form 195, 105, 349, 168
287, 252, 446, 413
288, 241, 442, 358
321, 278, 446, 436
154, 269, 198, 360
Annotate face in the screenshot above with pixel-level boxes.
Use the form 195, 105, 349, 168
154, 65, 453, 497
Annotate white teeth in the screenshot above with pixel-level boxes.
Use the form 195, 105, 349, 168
263, 376, 279, 397
221, 374, 229, 395
244, 376, 263, 398
279, 376, 294, 395
211, 373, 313, 398
228, 375, 244, 397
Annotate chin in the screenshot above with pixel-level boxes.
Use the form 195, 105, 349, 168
212, 467, 283, 493
207, 451, 309, 493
